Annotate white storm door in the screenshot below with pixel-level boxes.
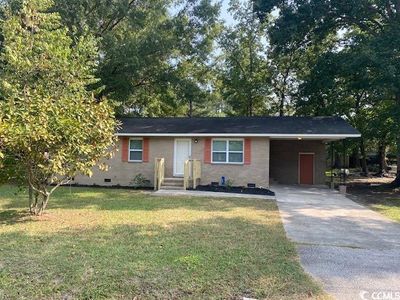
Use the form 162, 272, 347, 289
174, 139, 191, 176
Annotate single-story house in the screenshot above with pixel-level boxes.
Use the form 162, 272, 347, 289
73, 116, 360, 189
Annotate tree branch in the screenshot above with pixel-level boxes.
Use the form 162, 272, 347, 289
49, 177, 71, 195
98, 0, 137, 36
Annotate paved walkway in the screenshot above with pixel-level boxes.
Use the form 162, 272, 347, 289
274, 185, 400, 300
153, 189, 275, 200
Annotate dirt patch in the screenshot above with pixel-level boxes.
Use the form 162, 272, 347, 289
348, 176, 395, 185
346, 177, 400, 205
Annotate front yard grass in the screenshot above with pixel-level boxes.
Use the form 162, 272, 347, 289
347, 183, 400, 223
367, 199, 400, 222
0, 185, 325, 299
351, 196, 400, 222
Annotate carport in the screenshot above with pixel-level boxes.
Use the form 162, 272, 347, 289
269, 139, 327, 185
268, 117, 361, 186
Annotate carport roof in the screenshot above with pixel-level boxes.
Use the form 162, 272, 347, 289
117, 116, 361, 139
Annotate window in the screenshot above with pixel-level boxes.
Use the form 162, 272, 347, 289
212, 139, 244, 164
129, 138, 143, 162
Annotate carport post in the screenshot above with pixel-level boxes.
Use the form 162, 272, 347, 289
342, 139, 347, 184
330, 141, 334, 189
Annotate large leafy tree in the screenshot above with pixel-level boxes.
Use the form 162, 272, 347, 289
54, 0, 221, 117
266, 49, 299, 116
255, 0, 400, 185
297, 46, 382, 175
218, 0, 270, 116
0, 0, 116, 215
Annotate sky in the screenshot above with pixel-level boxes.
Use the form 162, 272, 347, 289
170, 0, 237, 26
220, 0, 235, 26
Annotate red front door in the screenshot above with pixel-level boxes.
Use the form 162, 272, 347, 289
299, 153, 314, 185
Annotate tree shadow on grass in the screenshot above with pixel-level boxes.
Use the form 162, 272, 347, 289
347, 184, 400, 204
2, 185, 275, 213
0, 216, 324, 300
0, 209, 32, 225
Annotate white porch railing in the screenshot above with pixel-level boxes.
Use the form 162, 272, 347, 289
184, 159, 202, 190
154, 158, 165, 190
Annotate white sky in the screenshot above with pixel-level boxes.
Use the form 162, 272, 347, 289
220, 0, 235, 25
169, 0, 237, 25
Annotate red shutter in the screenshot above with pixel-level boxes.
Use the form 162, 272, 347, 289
204, 138, 211, 164
244, 138, 251, 165
143, 138, 149, 162
121, 137, 129, 162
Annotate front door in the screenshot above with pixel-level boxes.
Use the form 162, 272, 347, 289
174, 139, 191, 177
299, 153, 314, 185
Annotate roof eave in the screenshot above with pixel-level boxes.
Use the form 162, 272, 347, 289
115, 133, 361, 139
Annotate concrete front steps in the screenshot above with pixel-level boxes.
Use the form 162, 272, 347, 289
160, 177, 185, 190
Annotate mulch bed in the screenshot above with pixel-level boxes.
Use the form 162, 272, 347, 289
192, 185, 275, 196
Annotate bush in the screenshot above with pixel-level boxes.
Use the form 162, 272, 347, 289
131, 174, 151, 188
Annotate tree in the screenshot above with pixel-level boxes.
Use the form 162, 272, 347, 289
267, 49, 299, 116
218, 0, 270, 116
368, 100, 396, 175
0, 0, 116, 215
255, 0, 400, 185
53, 0, 221, 117
296, 46, 381, 175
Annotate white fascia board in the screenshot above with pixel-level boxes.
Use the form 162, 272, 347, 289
115, 133, 361, 139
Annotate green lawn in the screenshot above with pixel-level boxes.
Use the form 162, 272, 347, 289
347, 185, 400, 223
354, 198, 400, 223
370, 200, 400, 222
0, 185, 325, 299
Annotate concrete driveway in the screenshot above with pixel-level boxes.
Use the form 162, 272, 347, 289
274, 185, 400, 300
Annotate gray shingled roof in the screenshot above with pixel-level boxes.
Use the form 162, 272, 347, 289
117, 116, 360, 136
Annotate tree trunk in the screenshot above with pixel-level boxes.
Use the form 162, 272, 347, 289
377, 143, 388, 176
279, 92, 284, 116
248, 100, 253, 116
33, 193, 49, 216
360, 138, 369, 176
28, 185, 33, 213
29, 182, 50, 216
334, 152, 341, 168
393, 135, 400, 186
392, 92, 400, 186
39, 194, 50, 215
188, 99, 193, 118
28, 182, 40, 215
349, 147, 360, 168
383, 153, 389, 171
